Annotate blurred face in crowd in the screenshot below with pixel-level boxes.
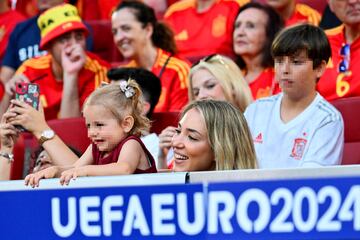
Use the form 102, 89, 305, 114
329, 0, 360, 25
233, 8, 268, 60
111, 8, 153, 60
172, 108, 215, 172
33, 150, 52, 173
48, 30, 86, 66
266, 0, 294, 9
37, 0, 64, 11
191, 68, 226, 101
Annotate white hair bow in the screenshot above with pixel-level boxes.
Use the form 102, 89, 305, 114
119, 81, 135, 98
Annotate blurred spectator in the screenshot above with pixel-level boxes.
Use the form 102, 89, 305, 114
319, 4, 342, 30
164, 0, 249, 62
158, 54, 253, 169
171, 99, 257, 171
1, 3, 109, 120
233, 2, 283, 99
0, 0, 25, 64
245, 24, 343, 168
0, 0, 94, 93
111, 0, 190, 112
189, 54, 253, 112
31, 145, 82, 173
317, 0, 360, 100
266, 0, 321, 26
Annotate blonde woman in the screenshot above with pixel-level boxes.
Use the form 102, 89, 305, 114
158, 54, 253, 168
172, 99, 257, 171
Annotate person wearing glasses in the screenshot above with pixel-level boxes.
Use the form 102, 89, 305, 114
111, 0, 190, 112
158, 54, 253, 169
317, 0, 360, 100
245, 24, 344, 168
233, 2, 284, 100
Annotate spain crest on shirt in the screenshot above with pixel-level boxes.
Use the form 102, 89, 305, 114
290, 138, 307, 160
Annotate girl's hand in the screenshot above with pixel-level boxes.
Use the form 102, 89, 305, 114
24, 166, 59, 188
8, 100, 48, 135
60, 166, 88, 186
0, 111, 19, 150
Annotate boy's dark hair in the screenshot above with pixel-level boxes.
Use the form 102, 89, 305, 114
115, 0, 177, 54
234, 2, 284, 69
271, 24, 331, 70
107, 67, 161, 118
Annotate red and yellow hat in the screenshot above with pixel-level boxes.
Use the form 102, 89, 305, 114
37, 3, 88, 49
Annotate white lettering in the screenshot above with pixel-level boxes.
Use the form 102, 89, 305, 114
152, 193, 175, 235
123, 195, 150, 236
177, 192, 205, 235
80, 196, 101, 236
208, 191, 235, 234
51, 197, 77, 237
236, 189, 270, 233
102, 195, 124, 236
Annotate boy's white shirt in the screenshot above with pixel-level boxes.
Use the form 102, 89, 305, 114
141, 133, 159, 164
244, 92, 344, 169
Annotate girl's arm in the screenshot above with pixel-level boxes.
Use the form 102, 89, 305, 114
60, 140, 143, 185
25, 145, 94, 187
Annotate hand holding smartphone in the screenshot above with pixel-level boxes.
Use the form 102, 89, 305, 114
14, 82, 40, 131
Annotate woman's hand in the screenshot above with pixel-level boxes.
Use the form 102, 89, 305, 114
0, 111, 19, 151
24, 166, 59, 188
158, 126, 177, 153
8, 99, 49, 137
60, 166, 88, 186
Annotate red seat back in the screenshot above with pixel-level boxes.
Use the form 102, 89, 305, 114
331, 97, 360, 165
86, 20, 123, 64
150, 112, 180, 135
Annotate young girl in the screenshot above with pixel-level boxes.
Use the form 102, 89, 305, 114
25, 79, 157, 187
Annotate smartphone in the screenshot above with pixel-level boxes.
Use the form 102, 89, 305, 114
15, 82, 40, 131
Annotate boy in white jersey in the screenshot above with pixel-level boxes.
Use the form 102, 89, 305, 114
244, 24, 344, 168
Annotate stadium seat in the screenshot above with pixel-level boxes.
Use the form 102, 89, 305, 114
86, 20, 123, 65
150, 112, 180, 135
331, 97, 360, 165
10, 117, 90, 180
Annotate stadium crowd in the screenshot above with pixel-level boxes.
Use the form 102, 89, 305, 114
0, 0, 358, 183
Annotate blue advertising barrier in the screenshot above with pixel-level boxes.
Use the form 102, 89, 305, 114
0, 175, 359, 239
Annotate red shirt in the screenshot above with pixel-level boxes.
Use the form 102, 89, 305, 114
318, 25, 360, 100
16, 52, 110, 120
249, 68, 280, 100
124, 48, 190, 112
0, 10, 25, 62
164, 0, 249, 61
285, 3, 321, 27
76, 0, 120, 20
93, 135, 157, 174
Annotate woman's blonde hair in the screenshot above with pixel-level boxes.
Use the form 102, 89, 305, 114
83, 79, 150, 136
181, 100, 257, 170
189, 54, 253, 112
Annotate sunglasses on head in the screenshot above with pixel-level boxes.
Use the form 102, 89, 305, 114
338, 43, 350, 73
192, 54, 228, 68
